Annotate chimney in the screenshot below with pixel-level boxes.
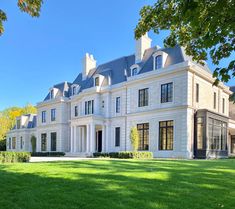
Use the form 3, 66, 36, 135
82, 53, 96, 80
135, 33, 152, 63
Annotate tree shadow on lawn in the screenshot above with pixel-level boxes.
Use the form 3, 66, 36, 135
0, 159, 234, 209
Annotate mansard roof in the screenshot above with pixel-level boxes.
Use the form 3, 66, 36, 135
43, 45, 212, 100
12, 114, 37, 130
44, 81, 72, 101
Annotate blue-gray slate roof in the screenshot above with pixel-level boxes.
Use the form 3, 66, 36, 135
44, 45, 211, 100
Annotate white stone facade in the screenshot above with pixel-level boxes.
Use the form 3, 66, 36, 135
7, 35, 232, 158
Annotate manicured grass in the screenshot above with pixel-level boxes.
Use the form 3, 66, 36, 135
0, 159, 235, 209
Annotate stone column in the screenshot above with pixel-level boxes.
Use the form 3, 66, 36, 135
70, 126, 72, 152
90, 123, 95, 153
105, 123, 110, 152
74, 126, 77, 153
86, 124, 90, 153
78, 127, 82, 152
102, 125, 105, 152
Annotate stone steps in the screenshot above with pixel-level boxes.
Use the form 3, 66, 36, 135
65, 152, 91, 158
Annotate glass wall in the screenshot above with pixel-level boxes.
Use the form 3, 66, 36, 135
208, 118, 227, 151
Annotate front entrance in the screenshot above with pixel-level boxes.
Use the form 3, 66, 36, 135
96, 130, 102, 152
231, 136, 235, 154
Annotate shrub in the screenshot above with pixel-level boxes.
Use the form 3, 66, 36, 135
0, 139, 6, 151
31, 152, 65, 157
93, 151, 153, 159
31, 135, 36, 153
0, 152, 31, 163
130, 127, 139, 151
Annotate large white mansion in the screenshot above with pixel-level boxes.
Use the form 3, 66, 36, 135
7, 34, 235, 159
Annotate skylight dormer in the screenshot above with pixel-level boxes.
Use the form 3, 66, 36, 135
50, 88, 55, 99
71, 84, 79, 96
93, 74, 104, 87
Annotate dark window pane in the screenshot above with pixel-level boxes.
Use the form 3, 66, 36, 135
115, 127, 120, 147
137, 123, 149, 150
159, 120, 174, 150
161, 83, 173, 103
41, 133, 47, 151
51, 132, 57, 151
138, 88, 149, 107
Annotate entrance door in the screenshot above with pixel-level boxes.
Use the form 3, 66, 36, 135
231, 136, 235, 154
97, 131, 102, 152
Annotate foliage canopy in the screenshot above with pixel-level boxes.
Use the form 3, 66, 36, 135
0, 0, 43, 35
135, 0, 235, 85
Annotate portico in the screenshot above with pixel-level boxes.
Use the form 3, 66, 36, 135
70, 120, 107, 155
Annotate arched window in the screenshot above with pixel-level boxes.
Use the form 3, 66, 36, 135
95, 77, 100, 86
132, 68, 138, 76
155, 55, 163, 70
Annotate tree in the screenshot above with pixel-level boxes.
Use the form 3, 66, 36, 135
130, 127, 139, 151
0, 0, 43, 35
135, 0, 235, 86
0, 104, 37, 150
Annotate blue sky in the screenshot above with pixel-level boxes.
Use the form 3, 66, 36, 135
0, 0, 234, 111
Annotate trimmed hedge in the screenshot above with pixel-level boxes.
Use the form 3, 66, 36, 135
93, 151, 153, 159
0, 152, 31, 163
31, 152, 65, 157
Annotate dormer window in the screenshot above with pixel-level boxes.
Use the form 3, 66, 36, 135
17, 119, 21, 129
130, 64, 140, 77
153, 51, 168, 70
132, 68, 138, 76
95, 77, 100, 86
155, 55, 163, 70
50, 89, 54, 99
72, 86, 76, 95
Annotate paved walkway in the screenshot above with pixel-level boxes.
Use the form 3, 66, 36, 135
30, 156, 96, 163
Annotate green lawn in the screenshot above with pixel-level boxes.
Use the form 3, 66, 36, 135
0, 159, 235, 209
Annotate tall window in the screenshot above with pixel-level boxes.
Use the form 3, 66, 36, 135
72, 86, 76, 95
196, 83, 199, 103
85, 100, 94, 115
20, 136, 23, 149
159, 120, 174, 150
9, 138, 11, 149
75, 106, 78, 117
12, 137, 16, 149
17, 119, 21, 129
222, 98, 225, 113
197, 117, 204, 150
214, 92, 217, 109
42, 111, 46, 123
41, 133, 47, 151
208, 118, 227, 151
51, 109, 56, 121
137, 123, 149, 150
115, 127, 120, 147
138, 88, 149, 107
116, 97, 121, 113
51, 132, 57, 151
161, 82, 173, 103
95, 77, 100, 86
132, 68, 138, 76
155, 55, 163, 70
